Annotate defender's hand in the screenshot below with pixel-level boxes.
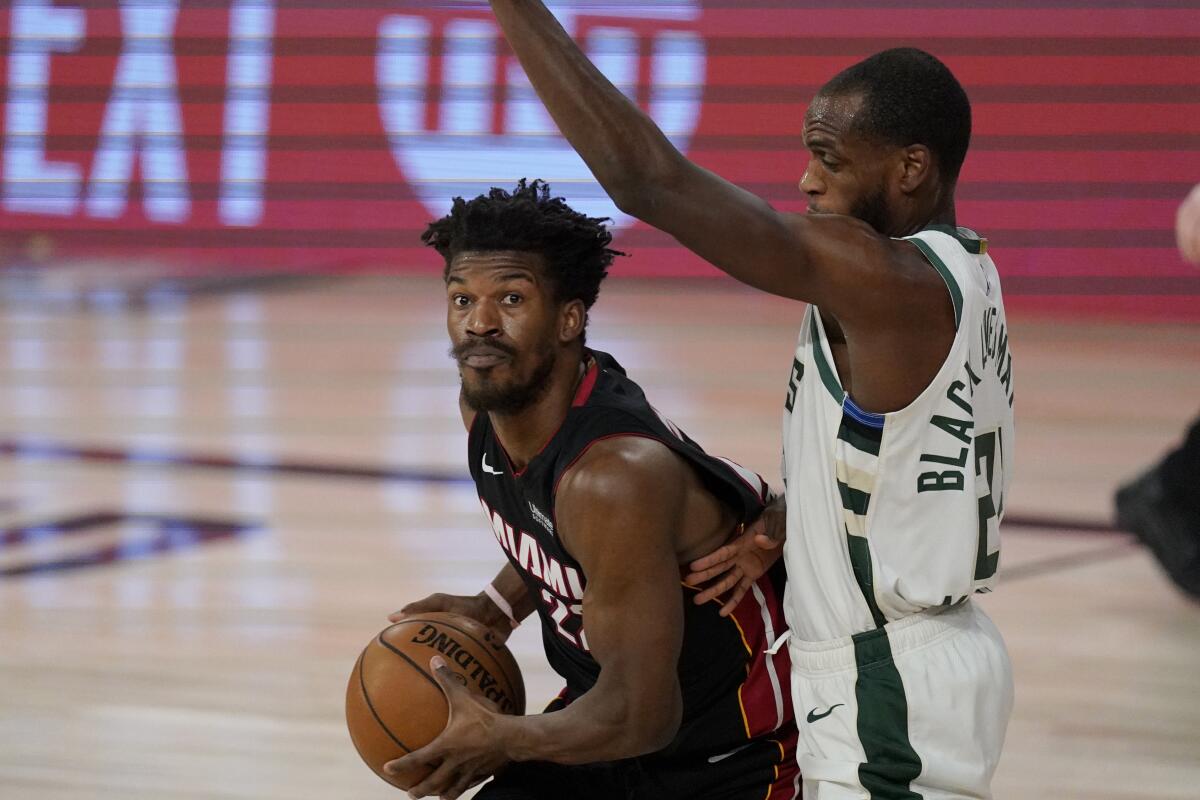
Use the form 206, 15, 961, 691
390, 593, 515, 644
685, 495, 785, 616
384, 656, 510, 800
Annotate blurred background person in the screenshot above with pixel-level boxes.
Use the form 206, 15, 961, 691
1115, 183, 1200, 600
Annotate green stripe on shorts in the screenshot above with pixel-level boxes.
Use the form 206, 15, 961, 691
852, 628, 924, 799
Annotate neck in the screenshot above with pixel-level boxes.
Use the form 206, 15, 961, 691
489, 349, 587, 470
896, 186, 956, 237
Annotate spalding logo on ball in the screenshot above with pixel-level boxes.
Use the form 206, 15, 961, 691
345, 611, 526, 789
376, 0, 706, 227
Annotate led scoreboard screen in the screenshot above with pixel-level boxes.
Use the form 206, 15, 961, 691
0, 1, 1196, 317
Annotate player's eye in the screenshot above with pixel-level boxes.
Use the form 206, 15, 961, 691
501, 293, 523, 305
451, 294, 470, 307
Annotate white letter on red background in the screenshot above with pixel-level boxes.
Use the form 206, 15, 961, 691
219, 0, 275, 227
2, 0, 86, 216
85, 0, 190, 223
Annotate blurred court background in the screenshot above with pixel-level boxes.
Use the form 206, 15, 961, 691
0, 1, 1197, 798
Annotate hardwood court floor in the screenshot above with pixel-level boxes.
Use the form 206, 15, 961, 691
0, 274, 1197, 799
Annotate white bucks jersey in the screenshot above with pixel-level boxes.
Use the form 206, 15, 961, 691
781, 226, 1014, 642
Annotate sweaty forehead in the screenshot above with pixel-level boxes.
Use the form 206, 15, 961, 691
804, 92, 867, 144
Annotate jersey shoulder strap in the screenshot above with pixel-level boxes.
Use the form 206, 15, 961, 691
903, 225, 988, 330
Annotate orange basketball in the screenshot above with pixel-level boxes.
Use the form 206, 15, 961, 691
345, 611, 526, 789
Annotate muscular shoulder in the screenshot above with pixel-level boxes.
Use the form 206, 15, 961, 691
558, 436, 687, 506
554, 436, 689, 554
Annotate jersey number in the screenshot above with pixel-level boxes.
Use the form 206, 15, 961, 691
974, 430, 1003, 583
541, 589, 588, 651
784, 358, 804, 413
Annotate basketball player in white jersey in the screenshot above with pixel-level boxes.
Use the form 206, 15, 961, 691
484, 2, 1014, 797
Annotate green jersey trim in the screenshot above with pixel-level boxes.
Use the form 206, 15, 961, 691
923, 224, 988, 255
846, 534, 888, 630
839, 413, 884, 457
810, 311, 847, 402
839, 480, 872, 516
908, 237, 964, 329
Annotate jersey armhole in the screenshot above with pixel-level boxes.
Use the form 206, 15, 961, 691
863, 234, 974, 421
907, 235, 964, 330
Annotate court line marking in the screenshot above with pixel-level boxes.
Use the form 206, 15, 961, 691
0, 437, 471, 485
0, 510, 259, 578
999, 538, 1141, 584
2, 435, 1148, 591
0, 437, 1123, 532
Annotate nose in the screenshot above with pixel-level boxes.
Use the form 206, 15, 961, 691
799, 159, 824, 198
465, 299, 502, 339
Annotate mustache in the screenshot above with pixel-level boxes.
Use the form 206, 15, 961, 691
449, 341, 517, 362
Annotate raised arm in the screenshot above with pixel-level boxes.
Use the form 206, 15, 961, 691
485, 0, 934, 322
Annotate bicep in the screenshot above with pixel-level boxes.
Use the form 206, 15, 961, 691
636, 160, 915, 317
579, 540, 684, 693
557, 445, 688, 705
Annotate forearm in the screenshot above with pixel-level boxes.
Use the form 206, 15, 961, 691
488, 0, 681, 209
494, 674, 682, 764
481, 562, 536, 626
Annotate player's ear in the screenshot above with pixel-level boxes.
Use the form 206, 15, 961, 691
559, 299, 586, 344
898, 144, 933, 193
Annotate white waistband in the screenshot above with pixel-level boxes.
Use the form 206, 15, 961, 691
785, 601, 978, 676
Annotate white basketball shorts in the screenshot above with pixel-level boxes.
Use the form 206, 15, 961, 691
786, 600, 1013, 799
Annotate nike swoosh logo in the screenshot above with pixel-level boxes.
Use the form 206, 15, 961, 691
482, 455, 504, 476
706, 742, 754, 764
806, 704, 844, 723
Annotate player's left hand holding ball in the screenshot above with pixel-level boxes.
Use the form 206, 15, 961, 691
384, 655, 510, 799
390, 591, 517, 644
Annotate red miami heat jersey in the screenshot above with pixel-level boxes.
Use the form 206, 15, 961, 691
468, 349, 793, 757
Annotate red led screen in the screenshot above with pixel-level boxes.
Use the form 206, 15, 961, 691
0, 1, 1196, 318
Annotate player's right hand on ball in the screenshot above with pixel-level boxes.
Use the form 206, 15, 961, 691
389, 593, 516, 644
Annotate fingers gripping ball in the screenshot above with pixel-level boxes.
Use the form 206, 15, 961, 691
345, 611, 526, 789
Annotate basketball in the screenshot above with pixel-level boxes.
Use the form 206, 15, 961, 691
345, 611, 526, 789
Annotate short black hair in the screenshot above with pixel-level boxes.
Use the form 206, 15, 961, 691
819, 48, 972, 183
422, 179, 623, 328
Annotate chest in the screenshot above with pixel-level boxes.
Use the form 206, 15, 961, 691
476, 465, 585, 590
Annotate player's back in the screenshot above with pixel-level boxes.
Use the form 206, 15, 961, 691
781, 225, 1015, 642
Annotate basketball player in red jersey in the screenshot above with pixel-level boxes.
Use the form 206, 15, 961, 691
384, 181, 797, 799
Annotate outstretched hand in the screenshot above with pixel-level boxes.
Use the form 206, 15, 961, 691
684, 495, 786, 616
384, 656, 509, 799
